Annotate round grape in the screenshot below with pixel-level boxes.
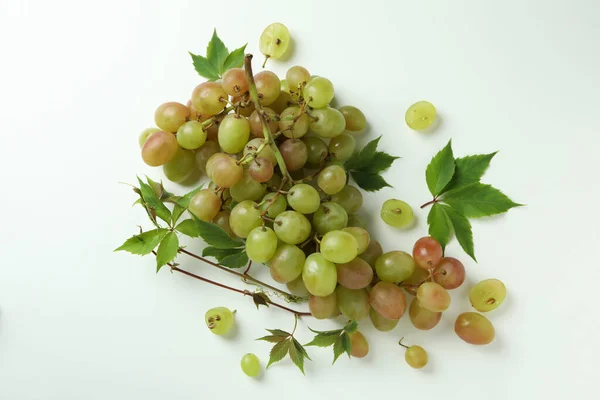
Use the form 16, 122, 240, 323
249, 108, 278, 138
177, 120, 207, 150
248, 158, 274, 183
240, 353, 260, 377
321, 230, 358, 264
308, 293, 337, 319
141, 131, 179, 166
359, 239, 383, 269
280, 106, 310, 139
417, 282, 451, 312
338, 105, 366, 132
413, 236, 443, 269
312, 202, 348, 235
269, 91, 292, 114
243, 137, 277, 165
455, 312, 495, 345
204, 307, 234, 335
369, 281, 407, 320
163, 147, 196, 183
139, 127, 160, 148
279, 139, 308, 172
331, 185, 363, 214
214, 210, 236, 237
286, 66, 310, 91
206, 153, 244, 188
329, 133, 356, 161
309, 107, 346, 138
188, 189, 222, 222
246, 226, 278, 263
342, 227, 370, 254
255, 71, 281, 106
192, 81, 227, 116
409, 297, 442, 330
347, 214, 368, 230
274, 210, 311, 244
406, 101, 436, 130
405, 345, 428, 369
229, 200, 262, 238
303, 76, 334, 108
154, 102, 189, 133
380, 199, 414, 228
369, 308, 399, 332
269, 244, 305, 284
469, 279, 506, 312
286, 275, 310, 297
303, 136, 328, 166
434, 257, 466, 289
317, 165, 347, 195
375, 251, 415, 283
287, 184, 321, 214
259, 23, 290, 60
336, 257, 373, 289
222, 68, 248, 96
218, 114, 250, 154
302, 253, 337, 297
259, 192, 287, 218
231, 170, 266, 202
336, 286, 370, 321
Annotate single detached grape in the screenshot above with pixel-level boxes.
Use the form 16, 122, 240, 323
349, 331, 369, 358
279, 139, 308, 172
205, 307, 234, 335
469, 279, 506, 312
177, 120, 207, 150
189, 189, 222, 222
369, 281, 407, 320
302, 253, 338, 297
259, 192, 287, 218
369, 308, 399, 332
409, 297, 442, 330
206, 153, 244, 188
434, 257, 466, 289
455, 312, 495, 345
192, 81, 227, 116
163, 147, 196, 183
309, 107, 346, 138
246, 226, 278, 263
405, 101, 436, 131
317, 165, 347, 195
375, 251, 415, 283
309, 293, 337, 319
218, 114, 250, 154
155, 102, 189, 133
359, 240, 383, 269
405, 345, 428, 369
287, 184, 320, 214
329, 133, 356, 161
338, 105, 366, 132
321, 230, 359, 264
138, 127, 160, 148
336, 286, 370, 321
259, 22, 290, 61
249, 108, 278, 138
331, 185, 363, 214
243, 137, 277, 165
222, 68, 248, 96
336, 257, 373, 289
141, 130, 179, 166
342, 227, 370, 254
274, 210, 311, 244
269, 244, 305, 284
229, 200, 262, 238
380, 199, 414, 228
195, 140, 220, 174
231, 170, 266, 202
303, 136, 328, 166
417, 282, 451, 312
303, 76, 334, 108
240, 353, 260, 377
413, 236, 443, 269
255, 71, 281, 106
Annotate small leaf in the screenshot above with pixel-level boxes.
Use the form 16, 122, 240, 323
305, 331, 340, 348
292, 338, 311, 361
191, 214, 244, 249
350, 170, 392, 192
206, 29, 229, 75
146, 176, 164, 199
341, 332, 352, 358
189, 52, 220, 81
114, 229, 168, 255
222, 44, 247, 72
443, 183, 523, 218
219, 250, 249, 268
345, 136, 381, 170
175, 219, 201, 237
257, 335, 286, 343
155, 232, 179, 272
427, 203, 453, 249
202, 246, 242, 261
442, 204, 476, 261
288, 339, 307, 374
266, 329, 291, 337
332, 335, 346, 364
442, 152, 497, 193
343, 320, 358, 334
176, 186, 204, 209
267, 339, 291, 368
363, 152, 399, 174
171, 203, 186, 225
425, 140, 455, 196
252, 292, 270, 309
137, 177, 171, 224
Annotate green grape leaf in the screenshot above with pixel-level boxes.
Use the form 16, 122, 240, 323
345, 136, 381, 170
222, 44, 247, 72
191, 214, 244, 249
343, 320, 358, 334
288, 338, 310, 374
350, 170, 392, 192
137, 177, 171, 224
171, 203, 186, 225
266, 329, 291, 337
155, 232, 179, 272
442, 204, 476, 261
305, 330, 341, 347
114, 228, 168, 255
146, 176, 165, 199
202, 246, 241, 260
257, 335, 287, 343
427, 203, 453, 249
363, 152, 399, 174
442, 183, 523, 219
425, 139, 455, 196
252, 292, 270, 309
219, 250, 249, 269
175, 185, 204, 209
206, 29, 229, 75
267, 339, 291, 368
332, 335, 346, 364
341, 332, 352, 358
292, 338, 311, 361
441, 152, 497, 193
175, 219, 201, 237
344, 136, 398, 192
189, 52, 220, 81
189, 30, 245, 80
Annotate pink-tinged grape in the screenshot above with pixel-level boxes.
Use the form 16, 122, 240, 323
405, 101, 436, 131
243, 137, 277, 165
349, 331, 369, 358
317, 165, 347, 195
141, 131, 179, 166
259, 23, 290, 60
287, 184, 320, 214
359, 239, 383, 269
342, 227, 370, 254
347, 214, 367, 229
163, 147, 196, 183
240, 353, 260, 377
279, 139, 308, 172
312, 201, 348, 235
309, 107, 346, 138
280, 106, 310, 139
206, 153, 244, 188
246, 226, 278, 263
336, 286, 370, 321
369, 281, 407, 320
259, 192, 287, 218
434, 257, 466, 290
303, 76, 334, 108
177, 120, 207, 150
274, 210, 311, 244
375, 251, 415, 283
321, 230, 358, 264
417, 282, 451, 312
369, 308, 399, 332
255, 71, 281, 106
331, 185, 363, 214
218, 114, 250, 154
413, 236, 443, 269
214, 210, 235, 237
338, 105, 366, 132
230, 170, 266, 202
336, 257, 373, 289
154, 102, 189, 133
188, 189, 221, 222
205, 307, 234, 335
469, 279, 506, 312
380, 199, 414, 228
302, 253, 338, 297
303, 137, 328, 166
455, 312, 495, 345
187, 100, 201, 121
286, 66, 310, 91
229, 200, 262, 238
286, 275, 310, 297
249, 108, 279, 138
405, 345, 428, 369
192, 81, 227, 116
269, 244, 305, 284
409, 297, 442, 330
329, 133, 356, 161
269, 91, 292, 114
221, 68, 248, 96
403, 267, 430, 296
138, 127, 160, 148
308, 293, 337, 319
248, 158, 274, 183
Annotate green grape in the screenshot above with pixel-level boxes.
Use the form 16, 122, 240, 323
280, 79, 290, 93
380, 199, 414, 228
154, 102, 190, 133
259, 22, 290, 60
230, 170, 266, 202
405, 345, 428, 369
163, 147, 196, 183
177, 120, 207, 150
405, 101, 436, 130
331, 185, 363, 214
413, 236, 443, 269
222, 68, 248, 96
266, 174, 282, 190
269, 244, 305, 283
249, 108, 279, 138
214, 210, 236, 237
246, 226, 278, 263
259, 192, 287, 218
274, 211, 311, 244
303, 76, 334, 108
186, 99, 201, 121
317, 165, 346, 195
409, 297, 442, 330
248, 158, 274, 183
302, 253, 338, 296
336, 286, 369, 321
328, 133, 356, 161
455, 312, 495, 345
369, 308, 399, 332
402, 265, 430, 296
359, 239, 383, 269
375, 251, 415, 283
269, 90, 292, 114
342, 227, 370, 254
205, 307, 234, 335
139, 127, 160, 148
255, 71, 281, 106
286, 275, 310, 297
417, 282, 451, 312
240, 353, 260, 377
286, 66, 310, 91
279, 139, 308, 172
338, 105, 366, 132
141, 131, 179, 166
287, 184, 320, 214
280, 106, 310, 139
206, 153, 244, 188
336, 257, 373, 289
469, 279, 506, 312
229, 200, 262, 238
347, 214, 368, 229
312, 202, 348, 235
188, 189, 222, 222
434, 257, 466, 289
192, 81, 227, 116
308, 293, 337, 319
218, 114, 250, 154
321, 230, 359, 264
243, 137, 277, 165
303, 136, 328, 166
369, 281, 407, 320
349, 331, 369, 358
309, 107, 346, 138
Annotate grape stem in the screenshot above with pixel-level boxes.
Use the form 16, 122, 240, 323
420, 198, 438, 209
244, 261, 252, 274
259, 178, 287, 217
398, 337, 409, 349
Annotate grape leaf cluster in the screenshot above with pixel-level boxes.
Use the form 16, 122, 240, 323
344, 136, 399, 191
305, 320, 358, 364
189, 29, 247, 81
258, 327, 311, 374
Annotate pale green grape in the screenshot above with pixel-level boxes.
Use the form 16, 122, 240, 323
205, 153, 243, 188
317, 165, 346, 195
349, 331, 369, 358
241, 353, 260, 377
455, 312, 495, 345
329, 133, 356, 161
287, 184, 321, 214
331, 185, 363, 214
302, 253, 337, 296
280, 106, 310, 139
222, 68, 248, 96
155, 102, 189, 133
469, 279, 506, 312
246, 226, 278, 263
286, 275, 310, 297
189, 189, 222, 222
205, 307, 234, 335
230, 170, 266, 202
229, 200, 262, 238
308, 293, 337, 319
141, 131, 179, 166
286, 66, 310, 91
359, 239, 383, 269
274, 211, 311, 244
303, 136, 328, 166
255, 71, 281, 106
303, 77, 334, 108
342, 227, 370, 254
195, 140, 220, 174
409, 297, 442, 330
369, 281, 407, 320
309, 107, 346, 138
269, 244, 305, 284
312, 202, 348, 235
405, 345, 428, 369
259, 192, 287, 218
243, 137, 277, 165
338, 105, 366, 132
417, 282, 451, 312
375, 251, 415, 283
163, 147, 196, 183
281, 79, 290, 93
347, 214, 368, 229
259, 23, 290, 60
321, 230, 359, 264
177, 120, 207, 150
192, 81, 227, 116
336, 286, 369, 321
139, 127, 160, 148
380, 199, 414, 228
405, 101, 436, 130
218, 114, 250, 154
369, 308, 399, 332
336, 257, 373, 289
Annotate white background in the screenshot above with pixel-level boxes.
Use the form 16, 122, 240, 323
1, 0, 599, 398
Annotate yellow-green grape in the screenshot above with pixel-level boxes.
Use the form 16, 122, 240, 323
302, 253, 338, 296
409, 297, 442, 330
162, 147, 196, 183
189, 189, 222, 222
206, 153, 244, 188
280, 106, 310, 139
329, 133, 356, 161
317, 165, 347, 195
214, 210, 236, 238
194, 140, 220, 174
309, 107, 346, 138
303, 136, 328, 166
141, 130, 179, 166
336, 257, 373, 289
469, 279, 506, 312
359, 239, 383, 269
321, 230, 359, 264
380, 199, 414, 228
281, 79, 290, 93
230, 170, 266, 202
342, 227, 370, 254
417, 282, 451, 312
177, 120, 207, 150
287, 184, 320, 214
243, 138, 277, 165
405, 345, 428, 369
336, 286, 370, 321
369, 308, 399, 332
338, 105, 366, 132
312, 202, 348, 235
347, 214, 368, 230
455, 312, 495, 345
308, 293, 337, 319
369, 281, 407, 320
139, 127, 160, 148
405, 101, 436, 131
349, 331, 369, 358
331, 185, 363, 214
254, 71, 281, 106
274, 210, 311, 244
286, 275, 310, 297
218, 114, 250, 154
286, 66, 310, 91
375, 251, 415, 283
259, 22, 290, 60
269, 244, 305, 284
229, 200, 262, 238
268, 90, 291, 114
259, 192, 287, 218
205, 307, 234, 335
191, 81, 227, 116
246, 226, 278, 263
240, 353, 260, 377
154, 102, 190, 133
303, 77, 334, 108
402, 263, 430, 296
